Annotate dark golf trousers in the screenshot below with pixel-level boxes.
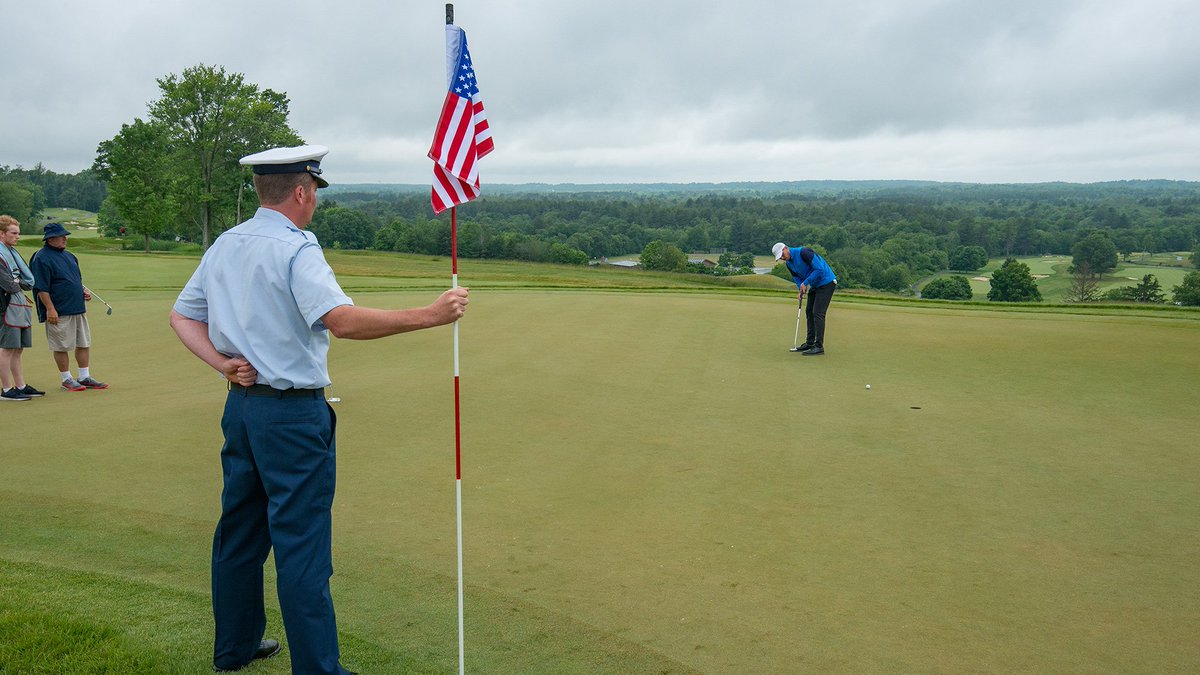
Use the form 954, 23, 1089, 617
213, 388, 351, 674
805, 281, 836, 348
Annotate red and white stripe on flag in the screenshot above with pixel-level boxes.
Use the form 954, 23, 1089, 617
429, 25, 493, 214
432, 161, 478, 213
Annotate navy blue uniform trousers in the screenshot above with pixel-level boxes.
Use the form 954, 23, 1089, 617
212, 387, 350, 674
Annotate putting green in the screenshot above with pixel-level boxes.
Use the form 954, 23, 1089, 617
2, 252, 1198, 672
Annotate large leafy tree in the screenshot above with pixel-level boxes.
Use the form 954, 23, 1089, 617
873, 263, 911, 292
0, 168, 47, 227
93, 119, 178, 252
948, 245, 988, 271
1172, 271, 1200, 306
98, 64, 302, 249
1130, 274, 1166, 303
1071, 232, 1118, 279
921, 275, 973, 300
96, 197, 126, 238
640, 240, 686, 271
152, 64, 302, 247
987, 258, 1042, 302
0, 181, 37, 225
548, 242, 588, 265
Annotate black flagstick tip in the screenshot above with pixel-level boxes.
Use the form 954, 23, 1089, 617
446, 3, 454, 24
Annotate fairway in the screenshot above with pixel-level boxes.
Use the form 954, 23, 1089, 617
31, 207, 101, 238
923, 253, 1198, 303
3, 252, 1199, 672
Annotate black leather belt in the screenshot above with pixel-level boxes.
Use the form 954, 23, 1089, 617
230, 383, 324, 399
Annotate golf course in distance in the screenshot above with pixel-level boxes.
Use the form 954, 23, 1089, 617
3, 242, 1198, 673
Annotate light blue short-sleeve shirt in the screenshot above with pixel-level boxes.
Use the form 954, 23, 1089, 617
174, 208, 353, 389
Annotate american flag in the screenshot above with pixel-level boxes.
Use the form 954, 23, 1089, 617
429, 25, 494, 214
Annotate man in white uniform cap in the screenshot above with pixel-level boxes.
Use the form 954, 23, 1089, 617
171, 145, 468, 674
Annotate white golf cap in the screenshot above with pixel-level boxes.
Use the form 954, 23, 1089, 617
240, 144, 330, 188
772, 242, 787, 260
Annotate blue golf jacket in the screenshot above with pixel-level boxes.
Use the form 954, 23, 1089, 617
784, 247, 837, 290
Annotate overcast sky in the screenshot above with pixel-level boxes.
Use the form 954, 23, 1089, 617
4, 0, 1199, 185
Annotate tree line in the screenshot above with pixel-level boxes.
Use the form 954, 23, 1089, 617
322, 186, 1200, 287
0, 164, 106, 226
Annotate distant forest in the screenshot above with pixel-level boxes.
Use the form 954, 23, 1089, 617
4, 165, 1199, 292
0, 164, 106, 224
314, 180, 1200, 290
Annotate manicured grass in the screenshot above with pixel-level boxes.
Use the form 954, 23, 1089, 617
1, 558, 218, 674
1101, 264, 1190, 292
31, 208, 101, 238
3, 251, 1199, 672
316, 249, 793, 296
1126, 251, 1196, 267
924, 254, 1200, 304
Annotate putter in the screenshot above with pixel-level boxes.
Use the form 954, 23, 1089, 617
788, 300, 804, 351
326, 383, 340, 403
84, 286, 113, 315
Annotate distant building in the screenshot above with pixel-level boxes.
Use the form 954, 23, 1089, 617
687, 258, 717, 268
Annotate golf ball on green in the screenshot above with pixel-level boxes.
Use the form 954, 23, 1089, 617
865, 384, 871, 389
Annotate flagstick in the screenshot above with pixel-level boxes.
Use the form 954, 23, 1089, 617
450, 200, 465, 675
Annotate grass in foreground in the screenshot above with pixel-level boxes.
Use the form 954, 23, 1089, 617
1, 489, 694, 674
2, 559, 209, 674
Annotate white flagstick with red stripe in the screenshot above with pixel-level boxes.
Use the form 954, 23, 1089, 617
428, 5, 497, 673
451, 204, 465, 675
443, 11, 466, 674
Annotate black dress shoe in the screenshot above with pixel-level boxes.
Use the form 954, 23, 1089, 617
213, 639, 282, 672
795, 343, 814, 352
801, 346, 824, 355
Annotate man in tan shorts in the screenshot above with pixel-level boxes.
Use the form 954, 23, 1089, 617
29, 223, 107, 391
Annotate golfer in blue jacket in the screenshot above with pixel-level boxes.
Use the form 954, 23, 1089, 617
773, 242, 837, 355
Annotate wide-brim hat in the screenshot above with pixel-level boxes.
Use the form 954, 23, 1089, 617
43, 222, 71, 240
240, 144, 330, 188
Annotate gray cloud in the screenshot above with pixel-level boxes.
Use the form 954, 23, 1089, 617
3, 0, 1198, 185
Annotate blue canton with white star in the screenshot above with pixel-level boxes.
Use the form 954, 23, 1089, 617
452, 40, 479, 98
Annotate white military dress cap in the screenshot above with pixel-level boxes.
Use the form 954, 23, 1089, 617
240, 145, 330, 188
